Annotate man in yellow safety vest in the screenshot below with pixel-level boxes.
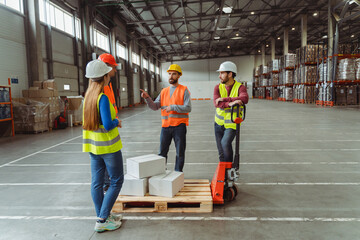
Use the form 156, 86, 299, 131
213, 61, 248, 162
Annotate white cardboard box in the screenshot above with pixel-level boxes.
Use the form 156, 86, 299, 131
126, 154, 166, 179
119, 174, 148, 196
149, 170, 184, 198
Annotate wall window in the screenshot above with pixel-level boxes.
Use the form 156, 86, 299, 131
0, 0, 23, 13
143, 58, 148, 69
94, 29, 109, 52
132, 52, 140, 65
116, 42, 126, 59
39, 0, 81, 39
150, 63, 154, 72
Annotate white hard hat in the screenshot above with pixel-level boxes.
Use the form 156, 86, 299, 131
85, 60, 113, 79
216, 61, 237, 74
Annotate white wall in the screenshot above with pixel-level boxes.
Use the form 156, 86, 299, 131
161, 56, 255, 99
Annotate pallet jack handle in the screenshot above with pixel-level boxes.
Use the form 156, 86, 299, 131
230, 104, 246, 171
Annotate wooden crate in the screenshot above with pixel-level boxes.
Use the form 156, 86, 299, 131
112, 179, 213, 213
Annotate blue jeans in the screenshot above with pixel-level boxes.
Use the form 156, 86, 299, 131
90, 150, 124, 219
214, 123, 236, 162
159, 123, 187, 172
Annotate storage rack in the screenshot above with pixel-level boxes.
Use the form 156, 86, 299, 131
0, 78, 15, 136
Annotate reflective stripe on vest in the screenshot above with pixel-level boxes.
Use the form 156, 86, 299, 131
82, 93, 122, 154
214, 81, 243, 130
160, 85, 189, 127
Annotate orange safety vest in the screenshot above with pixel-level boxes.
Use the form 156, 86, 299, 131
104, 82, 118, 114
160, 84, 189, 128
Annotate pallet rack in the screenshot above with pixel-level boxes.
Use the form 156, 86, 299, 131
0, 78, 14, 136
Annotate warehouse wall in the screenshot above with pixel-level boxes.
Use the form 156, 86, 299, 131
0, 7, 28, 98
160, 56, 256, 99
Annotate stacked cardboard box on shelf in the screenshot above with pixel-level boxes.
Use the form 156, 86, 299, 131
304, 86, 315, 103
254, 67, 260, 77
284, 87, 293, 101
356, 58, 360, 80
259, 65, 268, 75
271, 72, 279, 86
284, 70, 294, 84
303, 65, 317, 84
121, 154, 184, 198
273, 88, 279, 100
281, 53, 296, 69
269, 59, 280, 72
347, 85, 358, 105
302, 45, 319, 63
335, 86, 347, 105
337, 58, 356, 81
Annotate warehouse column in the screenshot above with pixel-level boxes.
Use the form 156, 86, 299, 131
328, 0, 337, 104
283, 27, 289, 55
24, 0, 44, 87
261, 45, 266, 66
126, 37, 134, 106
79, 1, 92, 92
301, 14, 307, 47
271, 37, 276, 60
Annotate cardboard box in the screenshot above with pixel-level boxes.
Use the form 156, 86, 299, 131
149, 171, 184, 198
67, 96, 83, 110
33, 81, 43, 89
126, 154, 166, 179
120, 174, 148, 196
347, 85, 357, 105
43, 79, 57, 90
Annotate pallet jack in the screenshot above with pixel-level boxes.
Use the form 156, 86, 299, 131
211, 104, 246, 204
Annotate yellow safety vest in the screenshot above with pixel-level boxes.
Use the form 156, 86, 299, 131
83, 93, 122, 154
214, 81, 243, 130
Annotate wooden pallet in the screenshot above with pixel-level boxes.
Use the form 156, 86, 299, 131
112, 179, 213, 213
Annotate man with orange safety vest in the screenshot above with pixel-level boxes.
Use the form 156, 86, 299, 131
140, 64, 191, 172
98, 53, 119, 192
98, 53, 118, 114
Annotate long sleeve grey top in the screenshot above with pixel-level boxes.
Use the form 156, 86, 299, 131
145, 85, 192, 113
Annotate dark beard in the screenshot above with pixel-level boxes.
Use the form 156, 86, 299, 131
221, 78, 229, 84
169, 79, 178, 84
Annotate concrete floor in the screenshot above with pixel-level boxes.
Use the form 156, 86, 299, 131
1, 99, 360, 240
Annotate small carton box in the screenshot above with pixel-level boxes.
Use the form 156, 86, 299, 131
149, 170, 184, 198
43, 79, 57, 90
33, 81, 43, 89
126, 154, 166, 179
67, 96, 84, 110
120, 174, 148, 196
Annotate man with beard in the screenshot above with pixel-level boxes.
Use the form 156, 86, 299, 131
214, 61, 248, 163
140, 64, 191, 172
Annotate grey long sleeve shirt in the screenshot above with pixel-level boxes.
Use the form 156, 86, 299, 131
145, 85, 192, 113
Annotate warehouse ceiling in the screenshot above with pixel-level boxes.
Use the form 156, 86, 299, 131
91, 0, 360, 61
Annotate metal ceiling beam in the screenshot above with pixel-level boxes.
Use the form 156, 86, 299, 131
208, 0, 225, 54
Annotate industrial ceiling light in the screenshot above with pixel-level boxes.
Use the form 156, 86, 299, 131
236, 33, 239, 36
258, 50, 261, 53
322, 35, 328, 39
214, 36, 220, 40
313, 12, 318, 16
266, 44, 269, 47
251, 11, 255, 15
231, 36, 242, 39
227, 45, 231, 49
277, 37, 281, 40
351, 34, 355, 38
223, 7, 233, 14
292, 27, 295, 31
186, 35, 189, 39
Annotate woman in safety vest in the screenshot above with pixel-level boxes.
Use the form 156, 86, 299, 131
82, 60, 123, 233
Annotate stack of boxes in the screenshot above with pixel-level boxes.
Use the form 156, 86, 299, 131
347, 85, 358, 105
22, 80, 61, 129
302, 45, 319, 63
335, 86, 347, 105
337, 58, 356, 81
356, 58, 360, 80
13, 99, 49, 133
120, 154, 184, 198
303, 66, 317, 84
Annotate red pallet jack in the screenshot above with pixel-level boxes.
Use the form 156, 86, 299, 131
211, 104, 246, 204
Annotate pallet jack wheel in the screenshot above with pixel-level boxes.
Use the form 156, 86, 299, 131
223, 187, 235, 202
232, 185, 238, 197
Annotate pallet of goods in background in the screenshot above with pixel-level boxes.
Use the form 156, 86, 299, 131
0, 78, 15, 137
13, 80, 61, 134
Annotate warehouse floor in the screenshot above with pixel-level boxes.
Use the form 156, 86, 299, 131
1, 99, 360, 240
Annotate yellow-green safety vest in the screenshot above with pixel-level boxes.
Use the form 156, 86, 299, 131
215, 81, 243, 130
83, 93, 122, 154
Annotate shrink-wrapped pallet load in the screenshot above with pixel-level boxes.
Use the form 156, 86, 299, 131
355, 58, 360, 80
337, 58, 356, 81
